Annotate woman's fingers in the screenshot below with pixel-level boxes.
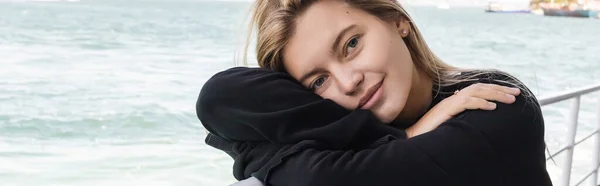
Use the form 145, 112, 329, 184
480, 83, 521, 96
447, 95, 496, 116
444, 83, 521, 117
460, 96, 496, 110
473, 86, 516, 104
459, 83, 518, 104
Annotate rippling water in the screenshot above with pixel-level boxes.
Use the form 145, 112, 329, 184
1, 0, 599, 185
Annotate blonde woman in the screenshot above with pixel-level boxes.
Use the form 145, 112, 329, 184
198, 0, 552, 185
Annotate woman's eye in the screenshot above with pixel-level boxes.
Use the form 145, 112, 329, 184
309, 76, 328, 90
345, 36, 360, 56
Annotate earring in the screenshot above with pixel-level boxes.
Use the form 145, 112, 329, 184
402, 29, 408, 35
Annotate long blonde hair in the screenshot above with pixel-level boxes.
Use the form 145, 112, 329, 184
243, 0, 531, 96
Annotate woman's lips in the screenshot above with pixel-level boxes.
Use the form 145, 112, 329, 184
358, 80, 384, 109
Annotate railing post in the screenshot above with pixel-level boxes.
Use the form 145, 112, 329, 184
560, 96, 581, 186
590, 99, 600, 186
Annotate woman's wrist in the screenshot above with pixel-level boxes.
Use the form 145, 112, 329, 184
405, 125, 419, 138
405, 116, 439, 138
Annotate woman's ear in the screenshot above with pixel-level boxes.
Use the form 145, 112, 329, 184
387, 17, 410, 38
397, 19, 411, 38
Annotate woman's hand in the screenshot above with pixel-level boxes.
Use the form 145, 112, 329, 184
406, 83, 521, 138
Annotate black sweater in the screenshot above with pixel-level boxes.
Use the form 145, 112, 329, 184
196, 67, 552, 186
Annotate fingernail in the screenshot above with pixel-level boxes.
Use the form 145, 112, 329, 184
506, 94, 515, 100
511, 88, 520, 94
488, 102, 497, 109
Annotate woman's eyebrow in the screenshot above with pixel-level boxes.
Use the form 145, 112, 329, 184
331, 24, 357, 53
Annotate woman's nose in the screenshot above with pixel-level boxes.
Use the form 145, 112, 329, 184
334, 68, 363, 96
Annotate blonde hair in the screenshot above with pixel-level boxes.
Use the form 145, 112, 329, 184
243, 0, 531, 97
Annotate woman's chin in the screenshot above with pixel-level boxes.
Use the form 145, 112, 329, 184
373, 111, 396, 124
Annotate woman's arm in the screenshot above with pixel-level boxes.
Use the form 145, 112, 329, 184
265, 120, 501, 186
262, 87, 549, 186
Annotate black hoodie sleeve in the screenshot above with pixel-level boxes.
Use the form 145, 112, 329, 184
265, 118, 500, 186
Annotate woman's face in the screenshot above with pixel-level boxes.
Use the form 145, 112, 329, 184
283, 1, 415, 123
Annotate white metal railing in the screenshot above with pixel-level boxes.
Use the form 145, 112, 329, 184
539, 83, 600, 186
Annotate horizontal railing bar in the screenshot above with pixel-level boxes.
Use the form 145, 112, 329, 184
545, 130, 599, 161
574, 169, 597, 186
574, 131, 599, 147
548, 146, 569, 161
539, 83, 600, 106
